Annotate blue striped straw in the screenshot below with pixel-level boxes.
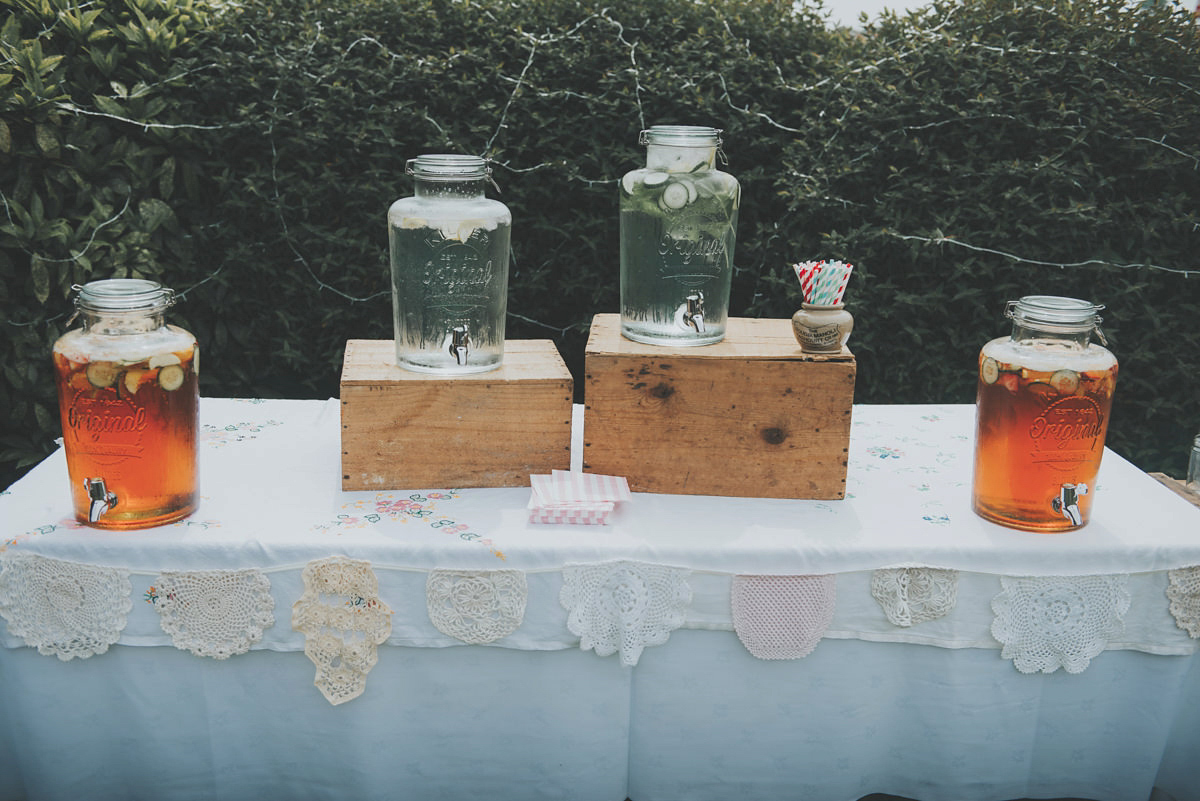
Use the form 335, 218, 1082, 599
811, 262, 852, 306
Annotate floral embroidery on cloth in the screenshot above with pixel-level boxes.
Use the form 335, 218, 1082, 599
731, 574, 836, 660
1166, 566, 1200, 639
0, 551, 132, 661
151, 569, 275, 659
871, 567, 959, 627
991, 574, 1131, 674
292, 556, 393, 705
560, 561, 691, 667
426, 569, 527, 644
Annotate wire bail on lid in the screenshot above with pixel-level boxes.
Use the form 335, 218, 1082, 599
1004, 295, 1107, 345
72, 279, 176, 315
405, 154, 500, 193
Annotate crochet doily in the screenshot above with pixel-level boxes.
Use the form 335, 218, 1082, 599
731, 574, 836, 660
560, 560, 691, 667
292, 556, 393, 705
1166, 566, 1200, 639
426, 569, 527, 644
152, 569, 275, 659
0, 551, 132, 661
991, 574, 1131, 674
871, 567, 959, 627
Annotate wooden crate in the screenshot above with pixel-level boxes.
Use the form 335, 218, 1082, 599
340, 339, 572, 490
584, 314, 856, 499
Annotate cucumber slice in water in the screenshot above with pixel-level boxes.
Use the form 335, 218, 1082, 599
158, 364, 185, 391
642, 171, 669, 187
86, 361, 118, 388
981, 356, 1000, 384
1050, 369, 1079, 394
661, 182, 690, 210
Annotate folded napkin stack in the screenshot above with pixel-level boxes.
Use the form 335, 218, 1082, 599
528, 470, 632, 525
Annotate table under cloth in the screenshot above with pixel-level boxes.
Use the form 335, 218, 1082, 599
2, 398, 1199, 801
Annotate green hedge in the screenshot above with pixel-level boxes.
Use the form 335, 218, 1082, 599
2, 0, 1198, 490
0, 0, 213, 483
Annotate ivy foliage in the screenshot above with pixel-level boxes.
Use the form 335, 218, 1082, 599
1, 0, 1198, 490
0, 0, 212, 482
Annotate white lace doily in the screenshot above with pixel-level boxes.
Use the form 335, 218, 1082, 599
871, 567, 959, 627
292, 556, 393, 705
1166, 566, 1200, 639
991, 574, 1131, 674
152, 569, 275, 659
560, 561, 691, 667
426, 569, 527, 644
731, 574, 836, 660
0, 551, 132, 661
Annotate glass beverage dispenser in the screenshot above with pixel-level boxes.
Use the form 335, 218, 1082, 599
52, 279, 199, 529
388, 154, 511, 373
972, 296, 1118, 531
619, 125, 740, 346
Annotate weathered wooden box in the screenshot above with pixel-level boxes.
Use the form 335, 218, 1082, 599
340, 339, 573, 490
583, 314, 856, 499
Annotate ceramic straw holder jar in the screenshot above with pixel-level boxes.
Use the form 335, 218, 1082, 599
792, 303, 854, 354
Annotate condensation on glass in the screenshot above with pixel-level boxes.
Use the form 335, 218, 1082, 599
52, 279, 199, 529
388, 154, 511, 373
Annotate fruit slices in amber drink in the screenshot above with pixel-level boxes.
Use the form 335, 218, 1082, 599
53, 344, 199, 529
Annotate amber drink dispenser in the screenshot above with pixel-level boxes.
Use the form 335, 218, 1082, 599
972, 296, 1117, 531
53, 279, 199, 529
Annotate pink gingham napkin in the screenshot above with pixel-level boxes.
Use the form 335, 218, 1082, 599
528, 470, 632, 525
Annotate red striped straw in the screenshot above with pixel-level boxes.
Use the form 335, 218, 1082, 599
830, 261, 853, 304
792, 260, 824, 303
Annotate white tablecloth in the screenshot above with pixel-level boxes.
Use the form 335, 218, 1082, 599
2, 398, 1199, 801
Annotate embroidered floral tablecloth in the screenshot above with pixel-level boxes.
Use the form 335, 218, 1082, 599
2, 398, 1198, 679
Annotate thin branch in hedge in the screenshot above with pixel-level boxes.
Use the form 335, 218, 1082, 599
264, 132, 387, 305
507, 311, 575, 336
344, 36, 387, 57
0, 187, 131, 265
174, 266, 225, 302
486, 42, 539, 155
718, 75, 802, 133
492, 160, 556, 174
1132, 136, 1200, 170
964, 41, 1200, 99
628, 40, 646, 130
56, 101, 233, 131
888, 231, 1199, 277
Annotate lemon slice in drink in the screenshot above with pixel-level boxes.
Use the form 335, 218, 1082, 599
124, 369, 145, 396
149, 352, 181, 368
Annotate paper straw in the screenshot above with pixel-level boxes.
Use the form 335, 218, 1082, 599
792, 260, 823, 304
811, 261, 853, 306
829, 261, 853, 305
